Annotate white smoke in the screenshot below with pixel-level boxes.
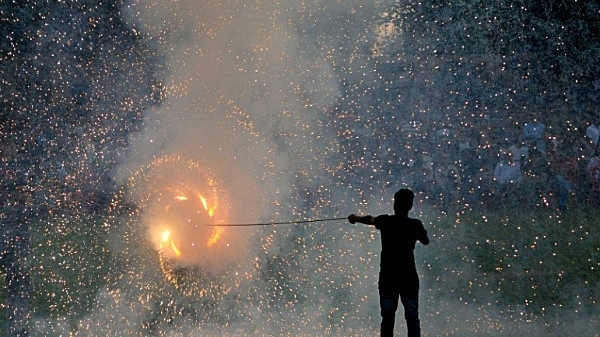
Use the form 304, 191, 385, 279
83, 1, 388, 336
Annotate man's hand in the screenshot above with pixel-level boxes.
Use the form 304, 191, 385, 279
348, 214, 375, 225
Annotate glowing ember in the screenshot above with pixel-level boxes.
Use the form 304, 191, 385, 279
161, 230, 182, 257
207, 227, 224, 247
198, 192, 215, 217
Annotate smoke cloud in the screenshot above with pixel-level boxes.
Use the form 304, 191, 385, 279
82, 1, 387, 336
112, 0, 383, 272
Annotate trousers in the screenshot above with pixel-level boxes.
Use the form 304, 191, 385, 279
379, 287, 420, 337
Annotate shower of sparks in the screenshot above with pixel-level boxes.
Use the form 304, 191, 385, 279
125, 154, 254, 302
126, 155, 233, 262
2, 1, 599, 336
157, 244, 233, 299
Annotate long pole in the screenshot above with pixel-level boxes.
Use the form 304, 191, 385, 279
205, 217, 348, 227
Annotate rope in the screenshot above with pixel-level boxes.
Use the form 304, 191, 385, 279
205, 216, 347, 227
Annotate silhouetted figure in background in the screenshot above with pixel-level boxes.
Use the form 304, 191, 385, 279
348, 188, 430, 337
549, 142, 579, 210
524, 118, 546, 154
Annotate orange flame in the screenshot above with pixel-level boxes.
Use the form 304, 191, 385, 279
161, 230, 182, 256
207, 227, 224, 247
199, 193, 208, 209
197, 192, 215, 217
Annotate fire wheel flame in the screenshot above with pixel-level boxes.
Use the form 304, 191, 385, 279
127, 155, 234, 297
161, 230, 181, 256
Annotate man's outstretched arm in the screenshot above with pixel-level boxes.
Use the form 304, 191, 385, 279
348, 214, 375, 225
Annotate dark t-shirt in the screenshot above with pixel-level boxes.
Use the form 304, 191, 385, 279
374, 214, 428, 290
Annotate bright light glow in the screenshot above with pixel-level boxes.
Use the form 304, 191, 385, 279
161, 230, 182, 257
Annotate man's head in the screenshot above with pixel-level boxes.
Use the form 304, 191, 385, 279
394, 188, 414, 214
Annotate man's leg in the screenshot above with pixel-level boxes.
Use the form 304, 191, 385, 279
400, 289, 421, 337
379, 287, 400, 337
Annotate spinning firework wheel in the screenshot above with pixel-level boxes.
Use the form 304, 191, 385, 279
127, 155, 235, 298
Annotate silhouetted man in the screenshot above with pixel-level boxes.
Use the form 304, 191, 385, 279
348, 188, 429, 337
